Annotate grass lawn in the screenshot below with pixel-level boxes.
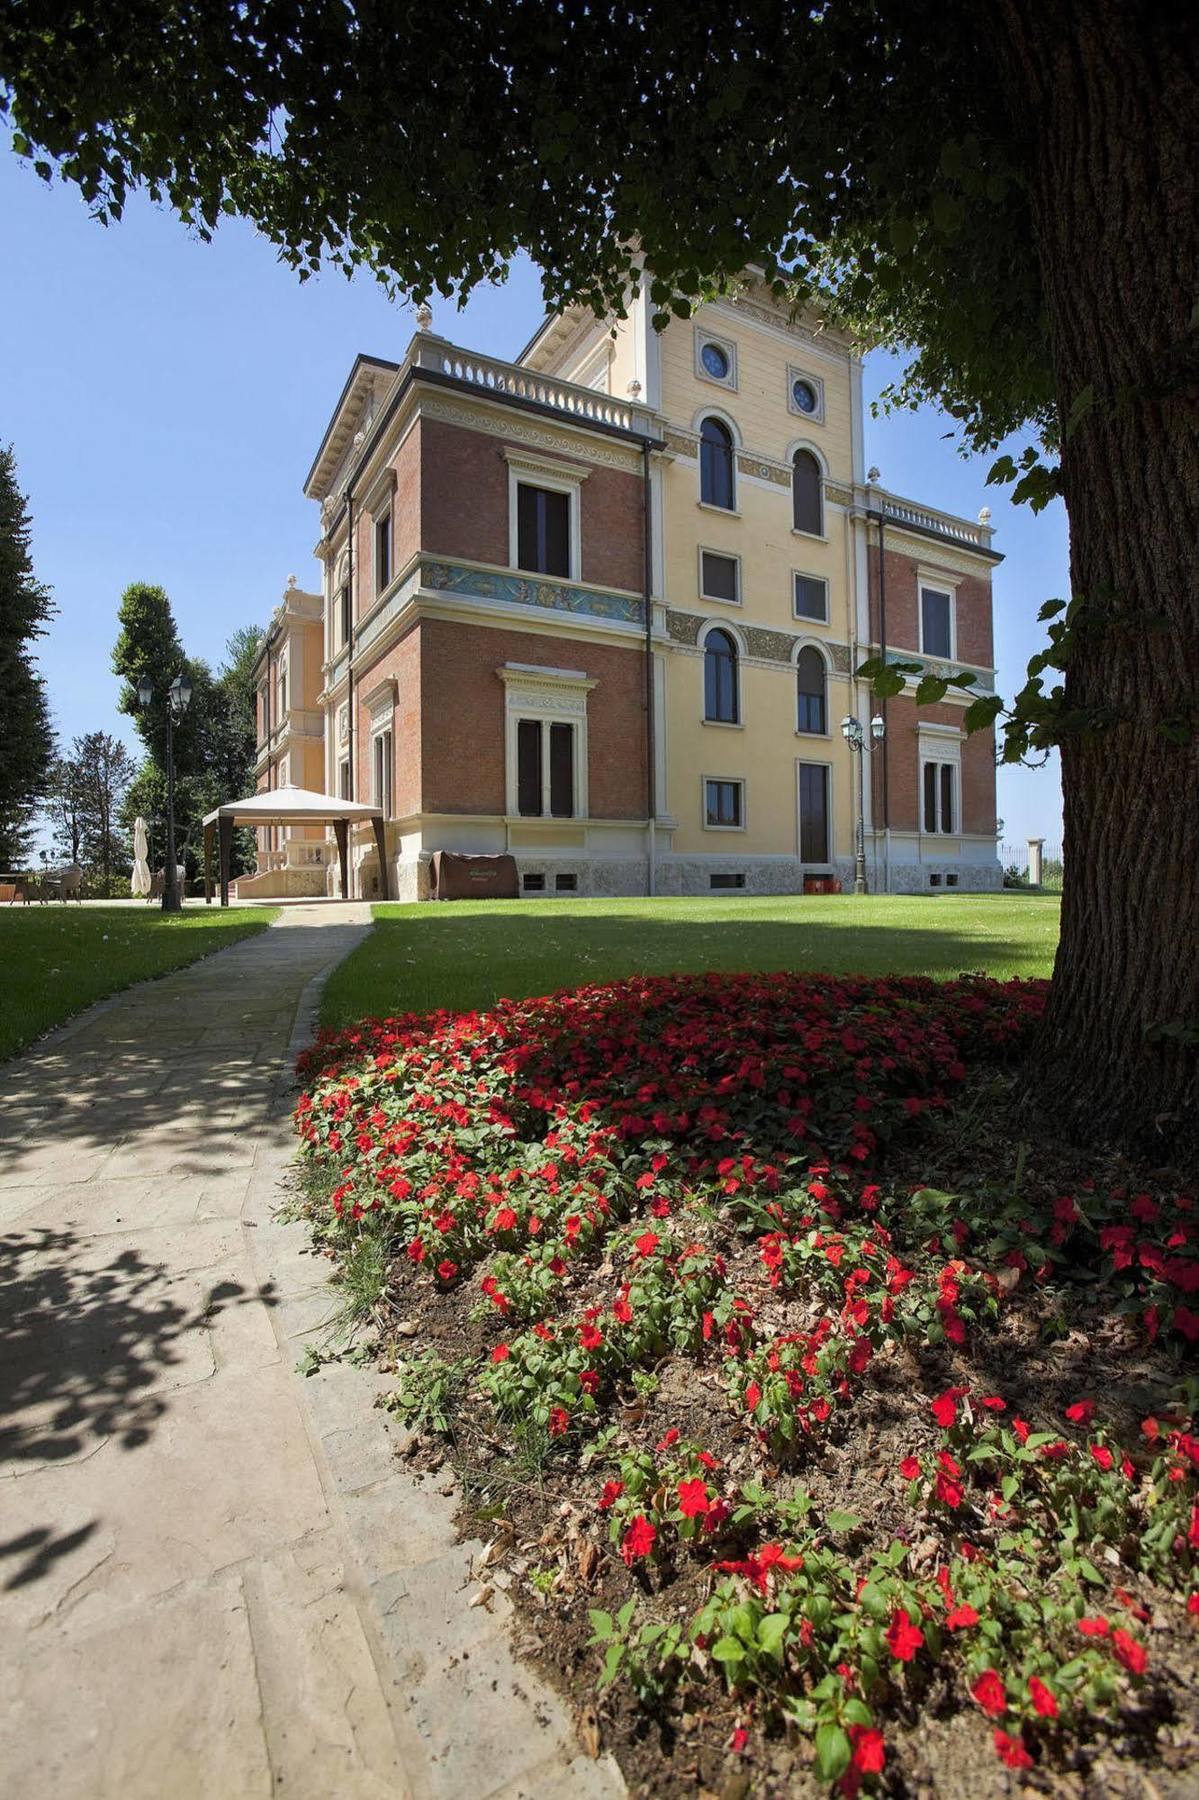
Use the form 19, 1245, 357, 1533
0, 903, 278, 1059
319, 891, 1059, 1028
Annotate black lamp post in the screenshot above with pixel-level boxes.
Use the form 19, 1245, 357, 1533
136, 671, 192, 912
840, 712, 886, 895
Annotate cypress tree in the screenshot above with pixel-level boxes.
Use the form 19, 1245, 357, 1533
0, 446, 55, 866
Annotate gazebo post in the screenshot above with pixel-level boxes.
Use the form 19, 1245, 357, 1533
334, 819, 349, 900
372, 818, 390, 900
203, 822, 214, 904
218, 813, 233, 908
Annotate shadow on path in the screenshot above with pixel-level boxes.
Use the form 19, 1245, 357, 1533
0, 1225, 277, 1590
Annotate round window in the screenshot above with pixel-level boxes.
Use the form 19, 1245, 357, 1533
701, 341, 730, 380
792, 377, 819, 414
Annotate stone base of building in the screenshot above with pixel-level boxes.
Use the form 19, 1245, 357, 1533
346, 839, 1003, 903
882, 860, 1003, 894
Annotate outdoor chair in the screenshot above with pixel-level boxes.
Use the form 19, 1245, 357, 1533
59, 865, 83, 902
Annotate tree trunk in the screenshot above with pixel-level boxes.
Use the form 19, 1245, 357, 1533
996, 2, 1199, 1151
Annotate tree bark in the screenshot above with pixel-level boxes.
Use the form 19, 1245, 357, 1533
995, 2, 1199, 1151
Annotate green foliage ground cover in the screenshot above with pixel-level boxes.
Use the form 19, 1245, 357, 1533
319, 893, 1060, 1030
0, 903, 276, 1058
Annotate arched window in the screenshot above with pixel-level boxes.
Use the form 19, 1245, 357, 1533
796, 646, 827, 735
704, 628, 739, 723
700, 417, 736, 510
792, 448, 823, 535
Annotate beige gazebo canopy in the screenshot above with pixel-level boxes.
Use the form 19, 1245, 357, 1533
201, 785, 389, 905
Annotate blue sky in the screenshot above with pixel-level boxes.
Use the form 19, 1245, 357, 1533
1, 150, 1064, 848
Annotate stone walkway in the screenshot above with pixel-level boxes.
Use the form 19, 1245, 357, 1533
0, 904, 621, 1800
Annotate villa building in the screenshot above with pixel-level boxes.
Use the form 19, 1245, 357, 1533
242, 279, 1003, 901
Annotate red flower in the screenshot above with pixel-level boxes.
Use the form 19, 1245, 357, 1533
1187, 1592, 1199, 1615
930, 1389, 960, 1428
946, 1604, 979, 1630
1078, 1615, 1110, 1637
656, 1427, 680, 1451
745, 1381, 762, 1413
1012, 1418, 1030, 1444
1065, 1399, 1096, 1425
1028, 1676, 1058, 1718
548, 1405, 569, 1437
677, 1479, 711, 1519
971, 1670, 1007, 1718
633, 1230, 660, 1258
490, 1343, 510, 1362
885, 1609, 924, 1662
979, 1395, 1006, 1411
728, 1726, 749, 1754
1090, 1442, 1114, 1472
620, 1514, 657, 1566
598, 1480, 624, 1510
1112, 1629, 1148, 1675
934, 1471, 963, 1510
436, 1259, 458, 1281
578, 1323, 603, 1350
898, 1456, 921, 1481
993, 1730, 1033, 1769
849, 1725, 886, 1775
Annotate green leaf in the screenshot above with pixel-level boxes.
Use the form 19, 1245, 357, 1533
711, 1636, 746, 1663
842, 1697, 873, 1727
825, 1509, 862, 1534
815, 1721, 852, 1782
758, 1613, 789, 1654
1038, 598, 1068, 621
598, 1641, 625, 1688
587, 1609, 614, 1642
914, 675, 949, 706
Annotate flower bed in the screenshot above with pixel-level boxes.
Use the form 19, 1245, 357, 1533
295, 972, 1198, 1794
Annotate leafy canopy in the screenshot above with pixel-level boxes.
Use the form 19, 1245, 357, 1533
0, 0, 1053, 464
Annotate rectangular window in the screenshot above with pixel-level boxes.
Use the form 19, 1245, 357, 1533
338, 757, 350, 800
793, 573, 829, 623
549, 722, 574, 817
705, 779, 743, 829
700, 550, 739, 604
516, 719, 542, 816
709, 871, 746, 889
339, 583, 351, 646
920, 586, 953, 658
514, 714, 578, 817
372, 730, 393, 818
523, 872, 546, 891
799, 763, 830, 862
923, 760, 956, 833
555, 872, 578, 892
277, 669, 287, 717
375, 512, 392, 594
516, 483, 571, 578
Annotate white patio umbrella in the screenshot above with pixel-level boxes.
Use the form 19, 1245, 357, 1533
130, 816, 152, 896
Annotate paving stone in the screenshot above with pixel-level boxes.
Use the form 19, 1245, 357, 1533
0, 1573, 273, 1800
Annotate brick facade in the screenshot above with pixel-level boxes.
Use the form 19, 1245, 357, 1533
418, 417, 646, 593
869, 543, 994, 669
872, 696, 996, 836
416, 618, 646, 818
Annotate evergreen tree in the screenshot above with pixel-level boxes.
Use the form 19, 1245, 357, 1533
0, 445, 55, 866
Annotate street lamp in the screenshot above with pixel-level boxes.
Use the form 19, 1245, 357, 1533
135, 671, 192, 912
841, 712, 886, 895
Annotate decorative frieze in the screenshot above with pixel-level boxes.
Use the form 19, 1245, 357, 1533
666, 608, 852, 674
421, 559, 644, 626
